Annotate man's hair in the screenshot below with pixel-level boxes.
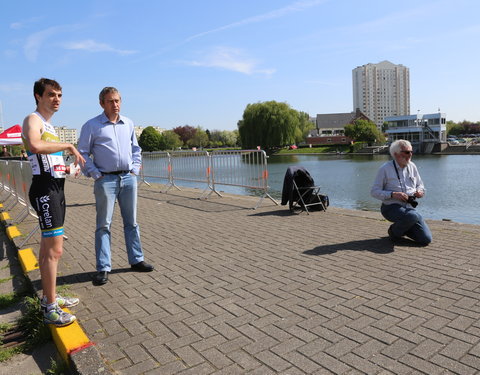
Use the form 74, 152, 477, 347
390, 139, 412, 157
33, 78, 61, 105
99, 87, 120, 103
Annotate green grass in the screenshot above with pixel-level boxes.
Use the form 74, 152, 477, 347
0, 276, 13, 284
18, 296, 52, 350
0, 292, 22, 309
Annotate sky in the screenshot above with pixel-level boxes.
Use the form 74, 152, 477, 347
1, 0, 479, 132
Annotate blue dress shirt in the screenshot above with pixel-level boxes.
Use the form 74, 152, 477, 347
78, 112, 142, 180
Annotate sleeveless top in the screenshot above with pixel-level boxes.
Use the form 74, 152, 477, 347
22, 112, 66, 179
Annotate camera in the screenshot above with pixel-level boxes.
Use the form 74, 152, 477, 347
407, 195, 418, 208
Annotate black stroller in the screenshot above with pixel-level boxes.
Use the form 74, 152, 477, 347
281, 166, 328, 214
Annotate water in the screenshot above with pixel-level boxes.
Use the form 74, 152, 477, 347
143, 154, 480, 225
266, 154, 479, 225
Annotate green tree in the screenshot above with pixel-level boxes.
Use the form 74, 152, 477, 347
238, 101, 303, 150
187, 127, 209, 148
344, 119, 385, 144
209, 130, 239, 148
138, 126, 162, 151
159, 130, 182, 150
295, 111, 315, 144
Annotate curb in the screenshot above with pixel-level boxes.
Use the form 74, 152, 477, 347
1, 213, 112, 374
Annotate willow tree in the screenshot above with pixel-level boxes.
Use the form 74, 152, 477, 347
238, 101, 304, 151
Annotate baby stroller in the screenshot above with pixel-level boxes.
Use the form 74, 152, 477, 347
281, 166, 328, 214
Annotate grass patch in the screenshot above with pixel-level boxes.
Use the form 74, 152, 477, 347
0, 322, 15, 333
45, 357, 70, 375
0, 346, 22, 362
0, 292, 22, 309
18, 296, 51, 350
0, 276, 13, 284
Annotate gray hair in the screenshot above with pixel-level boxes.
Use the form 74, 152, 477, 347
389, 139, 412, 157
99, 87, 120, 103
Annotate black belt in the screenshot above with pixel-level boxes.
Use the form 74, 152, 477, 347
102, 170, 130, 175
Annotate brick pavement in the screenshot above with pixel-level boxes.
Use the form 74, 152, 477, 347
11, 178, 480, 374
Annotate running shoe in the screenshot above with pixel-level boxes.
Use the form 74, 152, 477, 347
43, 305, 76, 327
41, 294, 80, 309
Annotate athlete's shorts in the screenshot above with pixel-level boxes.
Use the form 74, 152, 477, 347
29, 176, 66, 238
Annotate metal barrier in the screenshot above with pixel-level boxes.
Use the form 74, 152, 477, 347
140, 149, 278, 209
209, 150, 277, 209
140, 151, 172, 190
0, 160, 40, 248
169, 150, 214, 197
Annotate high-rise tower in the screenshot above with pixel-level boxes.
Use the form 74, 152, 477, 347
352, 60, 410, 129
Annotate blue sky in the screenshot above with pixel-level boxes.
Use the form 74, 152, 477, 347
1, 0, 479, 132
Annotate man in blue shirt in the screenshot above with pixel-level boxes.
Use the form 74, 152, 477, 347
78, 87, 154, 285
371, 139, 432, 246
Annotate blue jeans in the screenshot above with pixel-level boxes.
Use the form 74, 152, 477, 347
381, 203, 432, 246
94, 173, 144, 271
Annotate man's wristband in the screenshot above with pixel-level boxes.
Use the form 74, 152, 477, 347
390, 191, 394, 198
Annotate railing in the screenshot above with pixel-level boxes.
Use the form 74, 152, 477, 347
140, 149, 278, 209
0, 160, 40, 248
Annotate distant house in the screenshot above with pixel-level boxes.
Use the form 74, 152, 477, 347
306, 109, 371, 145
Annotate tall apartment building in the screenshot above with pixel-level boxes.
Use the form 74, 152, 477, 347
54, 126, 78, 144
352, 60, 410, 129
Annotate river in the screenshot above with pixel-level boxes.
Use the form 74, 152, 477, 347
143, 153, 479, 225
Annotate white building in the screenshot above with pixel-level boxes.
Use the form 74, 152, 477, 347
54, 127, 78, 144
384, 112, 447, 153
352, 60, 410, 129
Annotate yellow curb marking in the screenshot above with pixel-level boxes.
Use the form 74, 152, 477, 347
6, 225, 21, 240
1, 211, 11, 221
18, 248, 39, 272
50, 308, 90, 362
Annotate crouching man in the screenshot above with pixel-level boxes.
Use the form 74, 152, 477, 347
371, 139, 432, 246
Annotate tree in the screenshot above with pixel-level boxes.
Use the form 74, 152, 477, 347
187, 127, 209, 148
173, 125, 196, 146
295, 111, 315, 144
159, 130, 182, 150
138, 126, 162, 151
209, 130, 239, 148
344, 119, 385, 144
238, 101, 303, 150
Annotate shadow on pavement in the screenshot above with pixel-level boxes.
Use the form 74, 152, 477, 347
304, 237, 395, 255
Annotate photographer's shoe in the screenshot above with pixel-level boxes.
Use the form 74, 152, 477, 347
388, 225, 401, 242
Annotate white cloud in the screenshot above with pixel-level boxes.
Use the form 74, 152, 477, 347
24, 26, 60, 62
186, 0, 328, 41
62, 40, 137, 55
186, 47, 275, 76
10, 16, 42, 30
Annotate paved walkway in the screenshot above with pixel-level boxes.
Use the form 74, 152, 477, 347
8, 178, 480, 374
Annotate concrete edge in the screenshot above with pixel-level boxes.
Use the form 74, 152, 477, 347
0, 210, 113, 375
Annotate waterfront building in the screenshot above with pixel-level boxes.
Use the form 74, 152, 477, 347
54, 126, 78, 145
352, 60, 410, 129
384, 112, 447, 153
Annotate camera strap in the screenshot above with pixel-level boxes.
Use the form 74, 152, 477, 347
392, 160, 405, 193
